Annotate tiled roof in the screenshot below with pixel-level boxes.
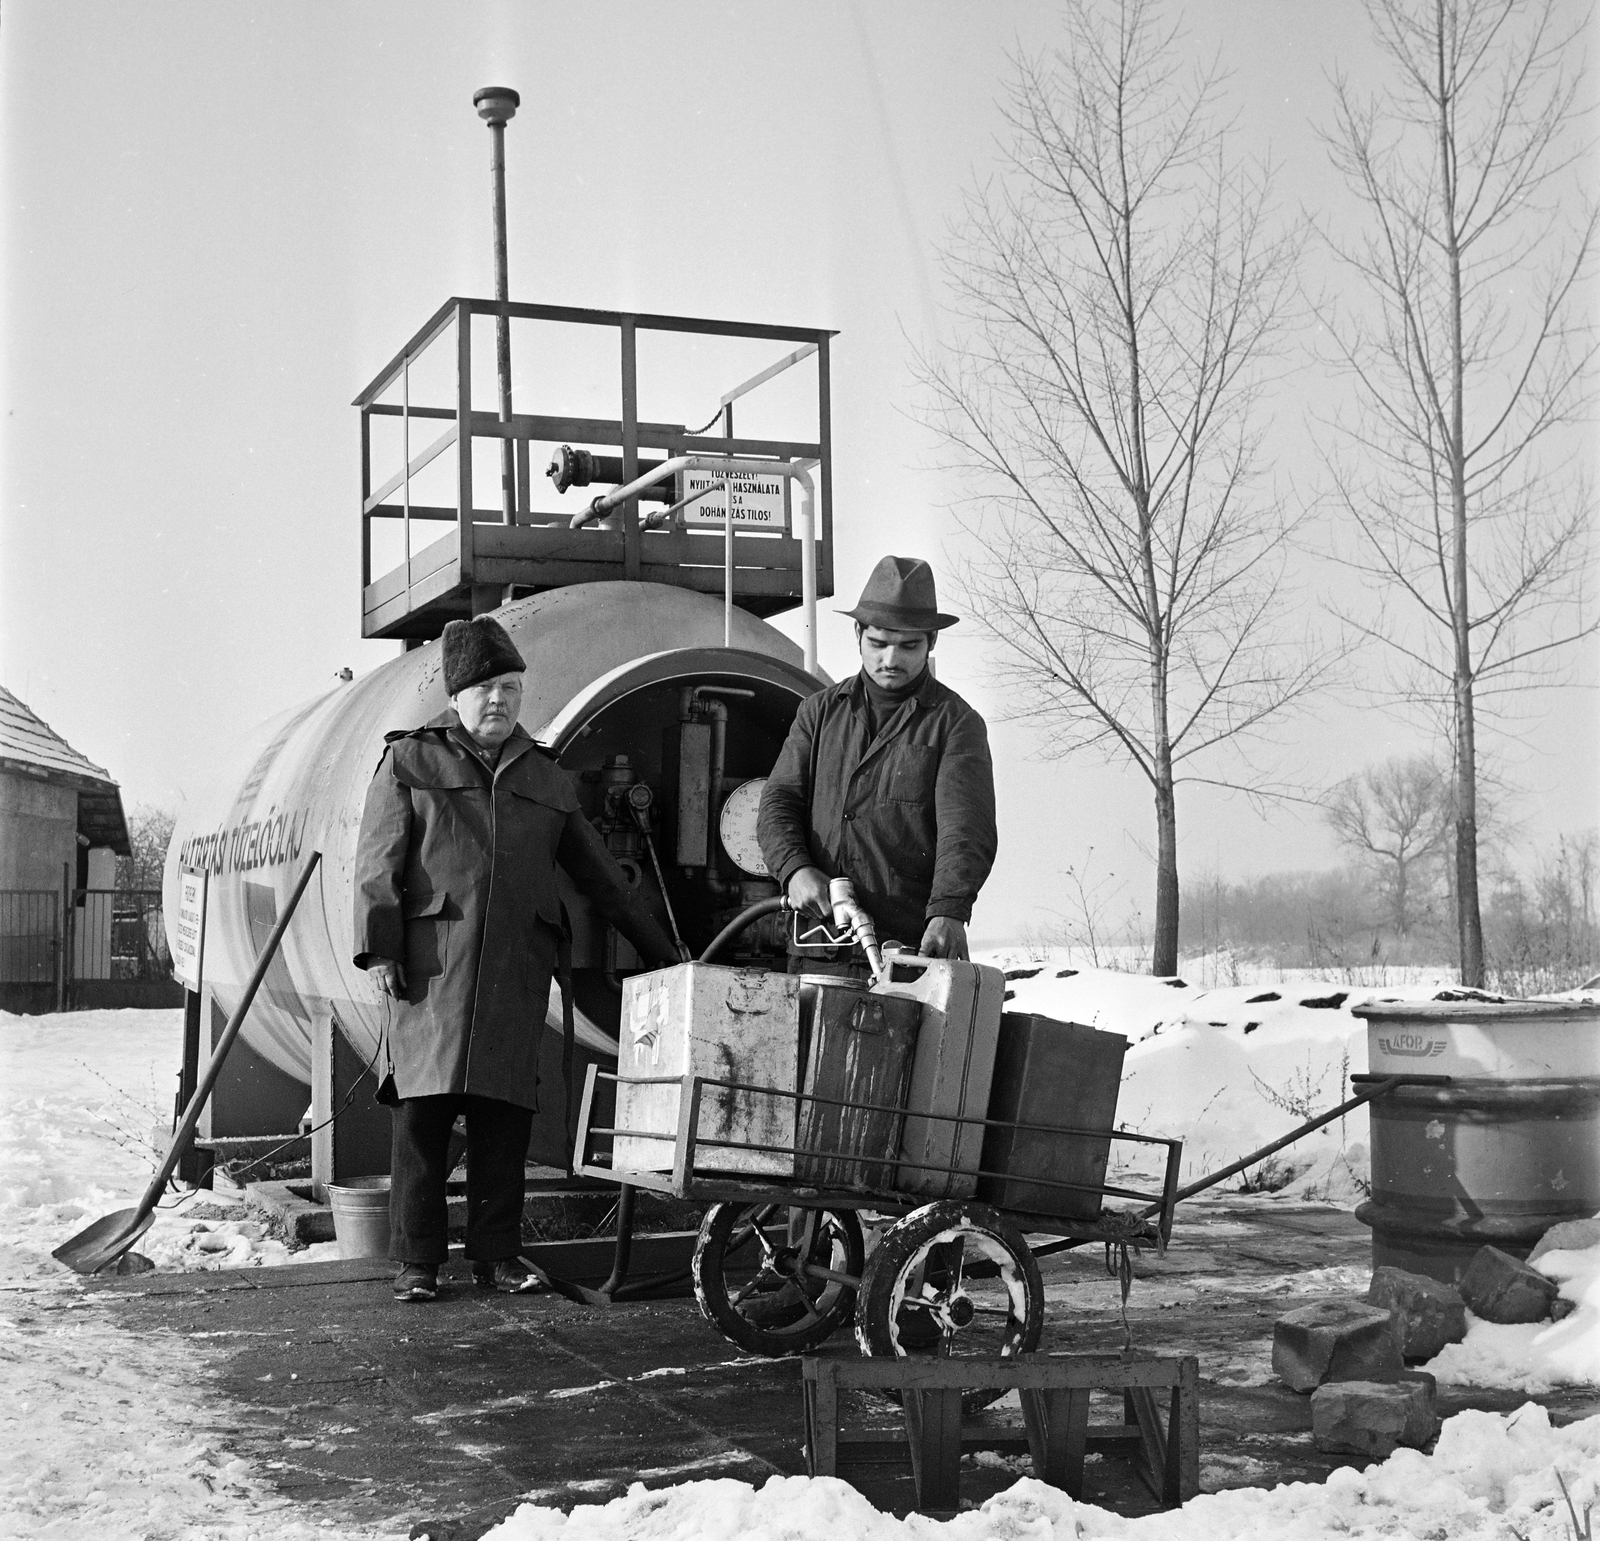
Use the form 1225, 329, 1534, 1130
0, 686, 116, 786
0, 686, 130, 854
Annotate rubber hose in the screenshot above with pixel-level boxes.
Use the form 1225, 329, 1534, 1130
698, 897, 786, 963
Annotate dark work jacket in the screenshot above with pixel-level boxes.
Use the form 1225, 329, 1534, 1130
352, 713, 677, 1110
756, 669, 998, 949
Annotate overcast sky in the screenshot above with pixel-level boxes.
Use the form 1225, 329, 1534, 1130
2, 1, 1594, 946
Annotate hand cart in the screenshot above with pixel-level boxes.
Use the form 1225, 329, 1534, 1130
568, 1057, 1452, 1401
562, 902, 1450, 1393
572, 1059, 1184, 1404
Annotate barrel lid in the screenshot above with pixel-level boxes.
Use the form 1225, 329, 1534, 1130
1353, 998, 1599, 1023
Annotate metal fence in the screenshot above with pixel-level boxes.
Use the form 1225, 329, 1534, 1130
0, 888, 169, 986
0, 890, 60, 983
76, 889, 170, 980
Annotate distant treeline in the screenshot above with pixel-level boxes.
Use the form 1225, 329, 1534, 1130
1179, 835, 1597, 995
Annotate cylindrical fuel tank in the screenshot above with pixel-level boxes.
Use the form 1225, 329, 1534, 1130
164, 582, 822, 1095
1353, 999, 1600, 1283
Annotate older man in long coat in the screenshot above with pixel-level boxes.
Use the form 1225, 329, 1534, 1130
355, 615, 677, 1301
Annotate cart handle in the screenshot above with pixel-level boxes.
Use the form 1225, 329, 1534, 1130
1140, 1071, 1454, 1215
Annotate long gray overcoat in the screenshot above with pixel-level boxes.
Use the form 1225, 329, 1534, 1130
353, 713, 676, 1110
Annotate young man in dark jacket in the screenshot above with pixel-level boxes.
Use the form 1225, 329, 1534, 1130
354, 615, 677, 1302
757, 555, 997, 967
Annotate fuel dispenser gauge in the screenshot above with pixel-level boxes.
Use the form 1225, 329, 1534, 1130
719, 777, 770, 876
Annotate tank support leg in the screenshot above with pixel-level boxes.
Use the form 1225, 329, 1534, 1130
596, 1182, 637, 1298
310, 1004, 393, 1201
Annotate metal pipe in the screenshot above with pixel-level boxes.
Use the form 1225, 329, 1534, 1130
402, 354, 412, 592
794, 461, 818, 678
473, 87, 520, 529
572, 455, 819, 676
724, 478, 734, 647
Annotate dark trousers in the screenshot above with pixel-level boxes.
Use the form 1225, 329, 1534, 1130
389, 1093, 533, 1264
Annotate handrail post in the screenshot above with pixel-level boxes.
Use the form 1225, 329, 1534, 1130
456, 301, 477, 599
724, 478, 735, 647
402, 353, 412, 601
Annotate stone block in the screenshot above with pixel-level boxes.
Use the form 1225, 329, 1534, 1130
1528, 1218, 1600, 1265
1459, 1245, 1560, 1324
1367, 1266, 1468, 1361
1273, 1301, 1404, 1393
1311, 1375, 1439, 1459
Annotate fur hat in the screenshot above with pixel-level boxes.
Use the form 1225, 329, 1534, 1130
441, 616, 525, 695
840, 555, 959, 631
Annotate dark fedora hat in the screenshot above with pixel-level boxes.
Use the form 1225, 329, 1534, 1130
840, 555, 959, 631
441, 615, 526, 695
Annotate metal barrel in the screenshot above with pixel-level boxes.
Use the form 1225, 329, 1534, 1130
163, 582, 820, 1096
1353, 999, 1600, 1284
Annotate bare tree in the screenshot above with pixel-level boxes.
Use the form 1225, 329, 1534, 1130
1325, 756, 1453, 934
1319, 0, 1597, 985
917, 0, 1323, 975
116, 805, 176, 892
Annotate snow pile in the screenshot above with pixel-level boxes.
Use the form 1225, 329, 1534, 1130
0, 1008, 325, 1280
977, 956, 1553, 1202
982, 957, 1379, 1199
1427, 1241, 1600, 1394
478, 1405, 1599, 1540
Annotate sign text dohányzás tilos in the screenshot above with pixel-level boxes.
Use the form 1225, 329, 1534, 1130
679, 468, 787, 528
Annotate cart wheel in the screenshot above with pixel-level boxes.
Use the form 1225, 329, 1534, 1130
693, 1203, 865, 1357
854, 1200, 1043, 1412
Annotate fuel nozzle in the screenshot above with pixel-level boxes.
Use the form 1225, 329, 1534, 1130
828, 877, 886, 982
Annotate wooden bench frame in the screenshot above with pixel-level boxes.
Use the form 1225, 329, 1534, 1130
801, 1351, 1199, 1517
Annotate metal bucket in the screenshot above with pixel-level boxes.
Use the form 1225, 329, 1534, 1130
1353, 999, 1600, 1284
326, 1175, 392, 1260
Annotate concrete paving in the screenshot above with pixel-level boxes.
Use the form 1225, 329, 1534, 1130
90, 1200, 1600, 1539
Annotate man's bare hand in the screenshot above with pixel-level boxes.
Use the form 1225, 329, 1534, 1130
786, 867, 832, 920
918, 917, 969, 960
367, 959, 407, 998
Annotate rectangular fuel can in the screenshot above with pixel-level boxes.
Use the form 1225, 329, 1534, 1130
871, 956, 1005, 1198
795, 979, 921, 1190
978, 1012, 1128, 1220
614, 964, 800, 1177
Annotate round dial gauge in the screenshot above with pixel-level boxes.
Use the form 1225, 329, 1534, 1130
719, 777, 770, 876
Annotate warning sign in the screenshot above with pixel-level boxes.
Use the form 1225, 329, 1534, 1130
680, 467, 787, 530
173, 870, 207, 989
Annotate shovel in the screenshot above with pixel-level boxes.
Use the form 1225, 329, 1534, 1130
53, 852, 323, 1276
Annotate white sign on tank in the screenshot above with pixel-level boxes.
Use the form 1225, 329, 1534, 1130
679, 466, 788, 529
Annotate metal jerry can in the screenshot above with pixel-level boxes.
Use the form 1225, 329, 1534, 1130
614, 963, 801, 1177
978, 1012, 1129, 1220
870, 956, 1005, 1198
794, 978, 921, 1190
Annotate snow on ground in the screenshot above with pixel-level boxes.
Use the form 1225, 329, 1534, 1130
0, 1007, 337, 1281
1, 1009, 385, 1540
480, 1403, 1600, 1540
6, 976, 1596, 1539
1425, 1241, 1600, 1395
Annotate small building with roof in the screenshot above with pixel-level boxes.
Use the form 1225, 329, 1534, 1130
0, 687, 132, 1011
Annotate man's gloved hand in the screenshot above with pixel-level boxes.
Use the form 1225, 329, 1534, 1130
367, 959, 407, 998
786, 866, 832, 920
918, 917, 969, 960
